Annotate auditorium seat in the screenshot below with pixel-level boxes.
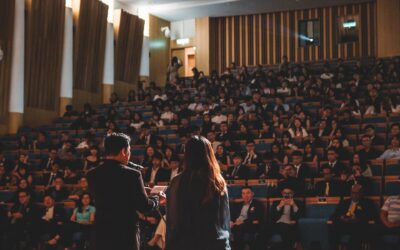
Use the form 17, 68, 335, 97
227, 180, 246, 199
384, 176, 400, 196
385, 160, 400, 176
370, 160, 384, 176
298, 197, 340, 249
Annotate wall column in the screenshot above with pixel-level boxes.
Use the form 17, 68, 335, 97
8, 0, 24, 134
60, 7, 74, 116
103, 22, 114, 103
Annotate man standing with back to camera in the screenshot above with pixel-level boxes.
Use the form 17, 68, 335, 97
87, 133, 159, 250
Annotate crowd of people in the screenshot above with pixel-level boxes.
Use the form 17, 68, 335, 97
0, 55, 400, 249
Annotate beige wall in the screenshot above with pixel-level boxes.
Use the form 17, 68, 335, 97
377, 0, 400, 57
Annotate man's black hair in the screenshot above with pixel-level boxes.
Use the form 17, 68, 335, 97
104, 133, 131, 156
241, 186, 253, 192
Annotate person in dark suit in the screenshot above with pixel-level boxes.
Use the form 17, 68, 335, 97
226, 154, 250, 180
230, 186, 264, 250
242, 141, 263, 168
144, 153, 171, 185
315, 167, 345, 197
166, 136, 231, 250
291, 150, 311, 179
45, 177, 69, 202
364, 125, 385, 146
321, 148, 347, 177
42, 161, 64, 187
270, 187, 304, 249
278, 165, 305, 196
87, 133, 159, 250
137, 124, 158, 146
357, 135, 380, 161
37, 194, 68, 247
329, 184, 377, 250
39, 148, 60, 171
6, 190, 41, 249
344, 164, 373, 196
216, 122, 232, 142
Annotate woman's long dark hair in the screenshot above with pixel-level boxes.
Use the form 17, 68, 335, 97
178, 136, 226, 205
77, 192, 92, 213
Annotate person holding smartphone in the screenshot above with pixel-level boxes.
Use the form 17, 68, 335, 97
270, 187, 304, 249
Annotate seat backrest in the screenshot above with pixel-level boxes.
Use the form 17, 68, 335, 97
304, 197, 340, 219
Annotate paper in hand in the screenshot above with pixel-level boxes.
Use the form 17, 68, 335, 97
150, 185, 168, 195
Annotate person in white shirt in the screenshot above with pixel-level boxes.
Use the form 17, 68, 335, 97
211, 108, 227, 125
160, 105, 176, 124
276, 80, 292, 96
188, 95, 204, 113
320, 67, 334, 80
153, 88, 168, 102
129, 112, 145, 130
378, 136, 400, 160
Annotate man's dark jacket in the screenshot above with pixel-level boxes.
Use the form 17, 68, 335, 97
87, 159, 158, 250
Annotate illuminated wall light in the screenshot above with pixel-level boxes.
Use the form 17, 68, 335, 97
176, 38, 190, 45
343, 21, 357, 28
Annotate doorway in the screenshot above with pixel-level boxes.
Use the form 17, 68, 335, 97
171, 47, 196, 77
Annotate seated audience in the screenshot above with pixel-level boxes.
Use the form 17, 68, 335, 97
291, 150, 311, 179
380, 196, 400, 240
230, 186, 264, 250
144, 153, 170, 186
6, 190, 40, 249
278, 165, 304, 196
43, 161, 63, 187
270, 187, 304, 249
66, 193, 95, 248
315, 167, 345, 197
321, 148, 347, 177
378, 136, 400, 160
45, 177, 69, 202
329, 184, 377, 250
68, 177, 90, 200
38, 195, 67, 247
226, 154, 250, 180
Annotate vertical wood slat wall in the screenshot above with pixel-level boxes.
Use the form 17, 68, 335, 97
0, 0, 15, 122
73, 0, 108, 93
115, 10, 144, 84
25, 0, 65, 111
210, 2, 376, 73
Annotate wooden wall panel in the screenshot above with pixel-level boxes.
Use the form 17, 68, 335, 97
210, 1, 376, 72
377, 0, 400, 57
195, 17, 210, 75
73, 0, 108, 93
25, 0, 65, 111
0, 0, 15, 123
149, 15, 170, 86
115, 10, 144, 85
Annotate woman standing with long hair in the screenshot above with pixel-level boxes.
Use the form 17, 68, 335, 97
166, 136, 231, 250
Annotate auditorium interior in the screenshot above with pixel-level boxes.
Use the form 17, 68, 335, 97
1, 0, 400, 249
